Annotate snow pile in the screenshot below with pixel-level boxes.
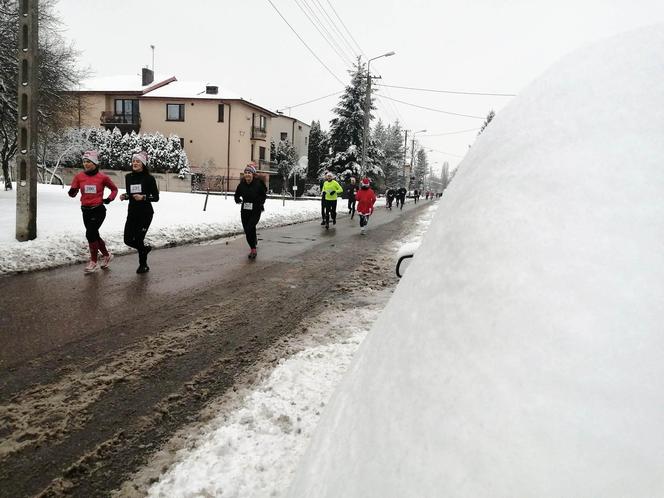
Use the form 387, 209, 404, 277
288, 25, 664, 497
0, 186, 323, 274
145, 308, 380, 498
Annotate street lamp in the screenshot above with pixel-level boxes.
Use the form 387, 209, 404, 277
361, 51, 395, 176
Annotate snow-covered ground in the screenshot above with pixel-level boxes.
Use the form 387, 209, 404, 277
0, 186, 332, 274
113, 204, 438, 498
287, 25, 664, 497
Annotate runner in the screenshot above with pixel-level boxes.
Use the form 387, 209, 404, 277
355, 177, 377, 235
397, 186, 407, 210
234, 163, 267, 259
345, 176, 359, 219
321, 171, 343, 229
68, 150, 118, 273
413, 188, 420, 204
385, 187, 395, 210
120, 151, 159, 274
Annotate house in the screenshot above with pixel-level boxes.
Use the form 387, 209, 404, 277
72, 69, 279, 191
270, 114, 311, 162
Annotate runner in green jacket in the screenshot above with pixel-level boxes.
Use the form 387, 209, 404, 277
321, 172, 344, 229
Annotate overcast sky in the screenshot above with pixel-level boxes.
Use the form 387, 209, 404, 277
57, 0, 664, 171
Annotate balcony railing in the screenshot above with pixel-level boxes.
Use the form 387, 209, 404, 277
259, 159, 278, 173
100, 111, 141, 133
251, 126, 267, 140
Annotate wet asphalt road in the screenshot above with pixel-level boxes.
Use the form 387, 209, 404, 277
0, 198, 433, 497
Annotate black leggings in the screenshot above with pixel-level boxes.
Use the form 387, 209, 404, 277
241, 209, 262, 248
124, 210, 153, 251
359, 214, 369, 227
82, 205, 106, 242
323, 199, 337, 223
348, 197, 356, 215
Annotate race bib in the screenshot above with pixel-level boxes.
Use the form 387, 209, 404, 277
84, 184, 97, 194
130, 184, 142, 194
243, 202, 253, 210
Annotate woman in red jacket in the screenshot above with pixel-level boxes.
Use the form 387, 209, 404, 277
355, 177, 377, 235
68, 150, 118, 273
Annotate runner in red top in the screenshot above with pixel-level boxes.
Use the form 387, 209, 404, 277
355, 177, 377, 235
68, 150, 118, 273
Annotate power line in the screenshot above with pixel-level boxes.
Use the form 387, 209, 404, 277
265, 0, 345, 86
420, 127, 480, 137
310, 0, 359, 60
277, 90, 344, 112
381, 95, 486, 119
325, 0, 365, 57
375, 83, 517, 97
425, 147, 465, 158
293, 0, 353, 67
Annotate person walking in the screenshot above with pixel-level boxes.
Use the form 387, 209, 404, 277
413, 188, 420, 204
345, 176, 359, 219
321, 171, 343, 229
234, 163, 267, 259
68, 150, 118, 273
385, 187, 395, 210
120, 151, 159, 274
355, 178, 377, 234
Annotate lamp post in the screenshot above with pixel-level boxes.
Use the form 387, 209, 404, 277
361, 51, 395, 177
409, 129, 426, 189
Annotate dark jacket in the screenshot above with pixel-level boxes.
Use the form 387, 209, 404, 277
125, 171, 159, 214
397, 187, 407, 199
234, 177, 267, 212
345, 183, 359, 200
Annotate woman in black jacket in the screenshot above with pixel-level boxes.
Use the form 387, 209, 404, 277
120, 151, 159, 273
234, 163, 267, 259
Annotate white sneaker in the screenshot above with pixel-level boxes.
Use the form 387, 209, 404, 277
100, 253, 113, 269
84, 260, 98, 273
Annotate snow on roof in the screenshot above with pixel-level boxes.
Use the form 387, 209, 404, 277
141, 80, 242, 100
78, 74, 175, 93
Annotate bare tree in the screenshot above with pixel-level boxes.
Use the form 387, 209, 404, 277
0, 0, 85, 189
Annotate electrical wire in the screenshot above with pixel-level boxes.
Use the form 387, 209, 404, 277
420, 127, 479, 137
375, 83, 516, 97
325, 0, 365, 57
301, 0, 357, 64
310, 0, 359, 60
277, 90, 344, 112
293, 0, 353, 67
265, 0, 346, 86
380, 95, 486, 119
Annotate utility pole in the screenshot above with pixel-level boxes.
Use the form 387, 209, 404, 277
402, 130, 408, 188
16, 0, 39, 241
361, 51, 395, 176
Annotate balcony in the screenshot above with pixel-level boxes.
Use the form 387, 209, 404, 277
100, 111, 141, 134
251, 126, 267, 140
259, 159, 278, 173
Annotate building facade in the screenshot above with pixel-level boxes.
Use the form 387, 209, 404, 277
72, 69, 278, 191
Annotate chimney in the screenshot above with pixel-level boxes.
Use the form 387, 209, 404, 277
205, 85, 219, 95
142, 67, 154, 86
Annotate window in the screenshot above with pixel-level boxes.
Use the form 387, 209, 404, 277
259, 115, 267, 130
305, 136, 308, 146
280, 132, 288, 141
259, 146, 266, 161
298, 125, 302, 131
166, 104, 185, 121
218, 104, 224, 122
179, 137, 185, 149
113, 99, 139, 123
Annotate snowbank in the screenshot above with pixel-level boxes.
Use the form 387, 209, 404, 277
288, 25, 664, 497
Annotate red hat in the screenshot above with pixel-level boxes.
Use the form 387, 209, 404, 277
361, 177, 370, 188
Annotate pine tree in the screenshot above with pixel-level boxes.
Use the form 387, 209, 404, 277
307, 120, 328, 181
415, 148, 428, 189
325, 59, 378, 178
478, 109, 495, 135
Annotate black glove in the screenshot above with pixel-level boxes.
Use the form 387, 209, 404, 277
68, 188, 78, 198
103, 197, 112, 204
235, 200, 242, 204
